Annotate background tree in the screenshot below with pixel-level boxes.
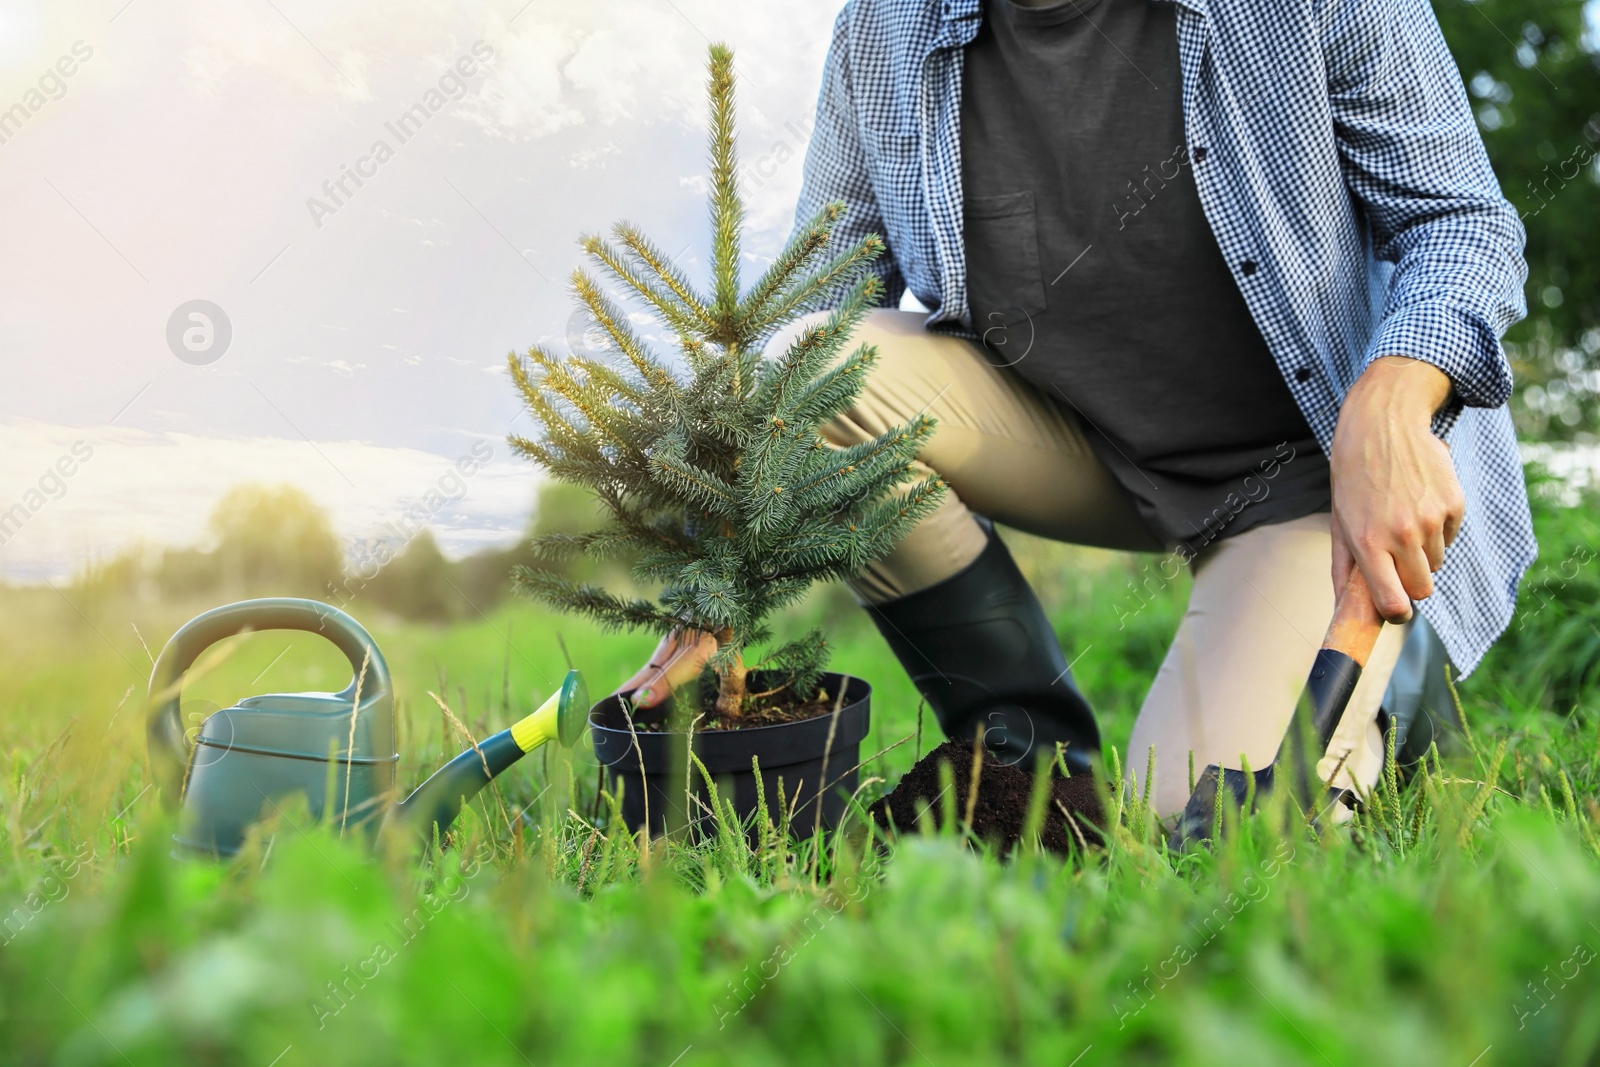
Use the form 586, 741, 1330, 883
506, 44, 946, 718
200, 484, 342, 598
1435, 0, 1600, 438
362, 530, 458, 622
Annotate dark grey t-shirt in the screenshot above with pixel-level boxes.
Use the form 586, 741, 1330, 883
959, 0, 1330, 555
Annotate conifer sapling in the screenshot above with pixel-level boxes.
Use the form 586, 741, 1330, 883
507, 44, 945, 719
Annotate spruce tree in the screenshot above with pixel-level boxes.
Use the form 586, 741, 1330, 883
507, 44, 945, 718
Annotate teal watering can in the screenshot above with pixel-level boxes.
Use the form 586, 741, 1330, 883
146, 598, 586, 856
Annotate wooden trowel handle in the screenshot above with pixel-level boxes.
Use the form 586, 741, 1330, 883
1322, 568, 1384, 666
1304, 567, 1387, 752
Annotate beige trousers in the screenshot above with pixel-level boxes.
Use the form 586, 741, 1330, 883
811, 310, 1406, 818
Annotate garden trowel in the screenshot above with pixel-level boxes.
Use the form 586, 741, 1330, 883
1168, 569, 1385, 850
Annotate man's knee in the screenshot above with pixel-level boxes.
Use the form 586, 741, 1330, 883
767, 308, 912, 371
766, 309, 836, 363
770, 309, 919, 446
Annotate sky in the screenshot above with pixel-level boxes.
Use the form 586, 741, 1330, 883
0, 0, 842, 581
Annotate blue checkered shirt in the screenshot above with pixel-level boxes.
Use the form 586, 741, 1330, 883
794, 0, 1536, 675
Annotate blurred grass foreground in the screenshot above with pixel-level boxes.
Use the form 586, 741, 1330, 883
0, 465, 1598, 1065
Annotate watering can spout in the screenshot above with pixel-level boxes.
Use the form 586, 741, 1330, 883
392, 670, 587, 842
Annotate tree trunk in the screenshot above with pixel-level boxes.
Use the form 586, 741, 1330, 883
715, 642, 747, 718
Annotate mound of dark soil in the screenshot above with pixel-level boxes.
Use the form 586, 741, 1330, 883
868, 740, 1104, 854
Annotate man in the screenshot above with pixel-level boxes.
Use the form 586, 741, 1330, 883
622, 0, 1533, 817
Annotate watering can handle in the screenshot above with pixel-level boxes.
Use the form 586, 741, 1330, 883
145, 598, 393, 811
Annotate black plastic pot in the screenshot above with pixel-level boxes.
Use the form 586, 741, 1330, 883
589, 671, 871, 839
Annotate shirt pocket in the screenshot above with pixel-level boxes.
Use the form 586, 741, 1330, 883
964, 191, 1048, 365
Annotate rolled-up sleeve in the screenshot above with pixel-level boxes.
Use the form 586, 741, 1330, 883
1321, 0, 1528, 417
793, 7, 906, 309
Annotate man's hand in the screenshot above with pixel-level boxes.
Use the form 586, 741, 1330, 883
616, 628, 718, 711
1329, 355, 1464, 624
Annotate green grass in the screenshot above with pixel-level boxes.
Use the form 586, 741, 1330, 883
2, 527, 1599, 1066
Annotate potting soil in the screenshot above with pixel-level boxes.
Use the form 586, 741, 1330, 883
869, 739, 1104, 853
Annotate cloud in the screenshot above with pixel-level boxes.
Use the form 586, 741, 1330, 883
0, 420, 537, 582
134, 0, 829, 145
461, 3, 828, 142
0, 0, 840, 582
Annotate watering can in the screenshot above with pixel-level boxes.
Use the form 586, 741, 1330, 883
146, 598, 586, 856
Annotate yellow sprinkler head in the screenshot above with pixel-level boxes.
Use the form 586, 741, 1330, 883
511, 669, 589, 753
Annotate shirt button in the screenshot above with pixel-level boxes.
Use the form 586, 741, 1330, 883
1239, 260, 1258, 276
1192, 145, 1208, 162
1294, 367, 1312, 383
